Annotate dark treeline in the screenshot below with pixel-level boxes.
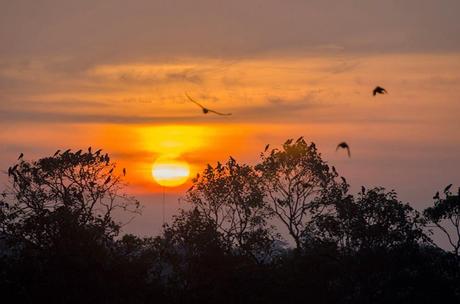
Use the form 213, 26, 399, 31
1, 139, 459, 303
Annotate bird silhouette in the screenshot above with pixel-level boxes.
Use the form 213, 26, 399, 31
444, 184, 453, 193
433, 191, 440, 200
373, 86, 387, 96
331, 166, 337, 175
18, 153, 24, 160
186, 93, 232, 116
336, 142, 351, 157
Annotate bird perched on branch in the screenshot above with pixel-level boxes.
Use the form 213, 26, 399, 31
186, 93, 232, 116
373, 86, 387, 96
444, 184, 453, 193
331, 166, 337, 175
336, 142, 351, 157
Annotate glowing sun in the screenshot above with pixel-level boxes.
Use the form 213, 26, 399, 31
152, 157, 190, 187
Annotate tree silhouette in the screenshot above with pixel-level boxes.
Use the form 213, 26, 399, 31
255, 138, 337, 249
158, 208, 239, 303
307, 187, 427, 252
0, 149, 140, 303
424, 185, 460, 256
0, 149, 139, 248
186, 157, 279, 263
1, 144, 459, 303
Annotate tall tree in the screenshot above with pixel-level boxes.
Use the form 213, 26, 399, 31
424, 185, 460, 256
186, 157, 278, 262
0, 149, 140, 249
0, 149, 141, 302
255, 138, 337, 249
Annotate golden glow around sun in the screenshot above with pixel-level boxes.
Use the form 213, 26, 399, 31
152, 158, 190, 187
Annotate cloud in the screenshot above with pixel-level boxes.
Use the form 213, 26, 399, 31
114, 68, 204, 85
0, 109, 199, 125
0, 100, 420, 126
2, 0, 460, 67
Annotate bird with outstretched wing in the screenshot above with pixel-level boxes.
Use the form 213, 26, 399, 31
186, 93, 232, 116
336, 142, 351, 157
373, 86, 387, 96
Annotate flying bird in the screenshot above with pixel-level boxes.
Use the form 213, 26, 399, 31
18, 153, 24, 160
373, 86, 387, 96
336, 142, 351, 157
185, 93, 232, 116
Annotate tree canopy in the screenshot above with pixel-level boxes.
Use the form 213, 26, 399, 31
1, 142, 459, 303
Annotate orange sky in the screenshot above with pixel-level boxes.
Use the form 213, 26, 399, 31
1, 1, 460, 236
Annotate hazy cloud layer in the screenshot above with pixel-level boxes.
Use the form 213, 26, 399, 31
2, 0, 460, 62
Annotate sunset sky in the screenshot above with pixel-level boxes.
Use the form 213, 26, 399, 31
1, 0, 459, 236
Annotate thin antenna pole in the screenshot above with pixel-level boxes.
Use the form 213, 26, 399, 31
162, 185, 165, 226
